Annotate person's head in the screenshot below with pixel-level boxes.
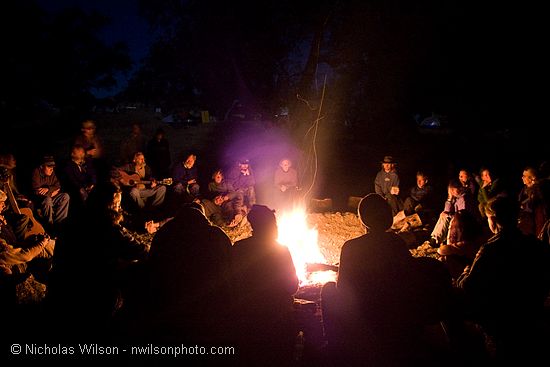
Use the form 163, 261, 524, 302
81, 120, 96, 137
131, 123, 142, 136
416, 171, 428, 188
0, 189, 7, 213
239, 158, 250, 171
458, 169, 470, 185
480, 167, 493, 184
212, 169, 224, 184
448, 210, 480, 244
247, 204, 278, 238
0, 153, 16, 169
279, 159, 292, 173
485, 196, 518, 233
448, 179, 462, 197
71, 145, 86, 162
522, 167, 537, 188
184, 154, 197, 169
357, 193, 393, 232
133, 152, 146, 167
381, 156, 395, 172
41, 156, 56, 176
88, 182, 122, 215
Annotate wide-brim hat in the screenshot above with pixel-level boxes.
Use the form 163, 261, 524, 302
381, 155, 395, 164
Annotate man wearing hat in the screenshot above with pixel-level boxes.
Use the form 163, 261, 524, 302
374, 155, 403, 216
31, 156, 70, 227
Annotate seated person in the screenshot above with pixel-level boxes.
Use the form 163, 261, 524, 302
231, 205, 298, 363
74, 119, 103, 159
429, 179, 478, 247
64, 145, 96, 205
517, 166, 545, 236
374, 155, 403, 216
1, 189, 54, 280
437, 210, 482, 279
228, 158, 256, 211
458, 169, 477, 196
457, 196, 550, 362
200, 195, 243, 228
403, 171, 434, 220
476, 166, 504, 219
321, 193, 451, 365
208, 169, 245, 216
273, 158, 299, 212
31, 156, 70, 227
172, 153, 200, 201
0, 235, 54, 279
119, 152, 166, 210
0, 153, 33, 210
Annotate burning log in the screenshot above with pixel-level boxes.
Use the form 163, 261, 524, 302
306, 263, 339, 273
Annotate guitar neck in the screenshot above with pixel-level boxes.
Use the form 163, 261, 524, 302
2, 182, 21, 215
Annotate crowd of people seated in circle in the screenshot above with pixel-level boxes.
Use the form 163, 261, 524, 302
1, 121, 550, 365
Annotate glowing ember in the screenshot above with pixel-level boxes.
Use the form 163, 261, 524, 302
277, 207, 337, 286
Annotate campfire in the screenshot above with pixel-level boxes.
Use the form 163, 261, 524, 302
276, 207, 338, 286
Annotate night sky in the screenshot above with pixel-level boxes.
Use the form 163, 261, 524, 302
37, 0, 154, 97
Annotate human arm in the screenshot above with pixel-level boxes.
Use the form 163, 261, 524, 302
0, 237, 49, 266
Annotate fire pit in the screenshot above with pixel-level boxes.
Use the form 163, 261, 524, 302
225, 207, 366, 287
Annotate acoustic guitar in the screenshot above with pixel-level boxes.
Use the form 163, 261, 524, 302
117, 169, 173, 187
0, 172, 45, 239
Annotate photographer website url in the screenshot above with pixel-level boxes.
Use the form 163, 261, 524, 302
130, 344, 236, 357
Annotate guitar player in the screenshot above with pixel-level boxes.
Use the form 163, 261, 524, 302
1, 189, 55, 280
119, 152, 166, 210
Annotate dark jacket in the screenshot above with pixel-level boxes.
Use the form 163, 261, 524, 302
172, 164, 198, 186
64, 159, 96, 192
31, 168, 61, 196
457, 228, 550, 340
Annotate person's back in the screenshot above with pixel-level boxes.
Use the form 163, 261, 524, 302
457, 196, 550, 362
144, 206, 232, 342
322, 194, 444, 366
231, 205, 298, 363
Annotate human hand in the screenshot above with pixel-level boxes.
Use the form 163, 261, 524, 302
151, 180, 157, 188
51, 189, 60, 197
390, 186, 399, 195
188, 179, 196, 185
38, 188, 49, 196
280, 185, 287, 192
145, 220, 160, 234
